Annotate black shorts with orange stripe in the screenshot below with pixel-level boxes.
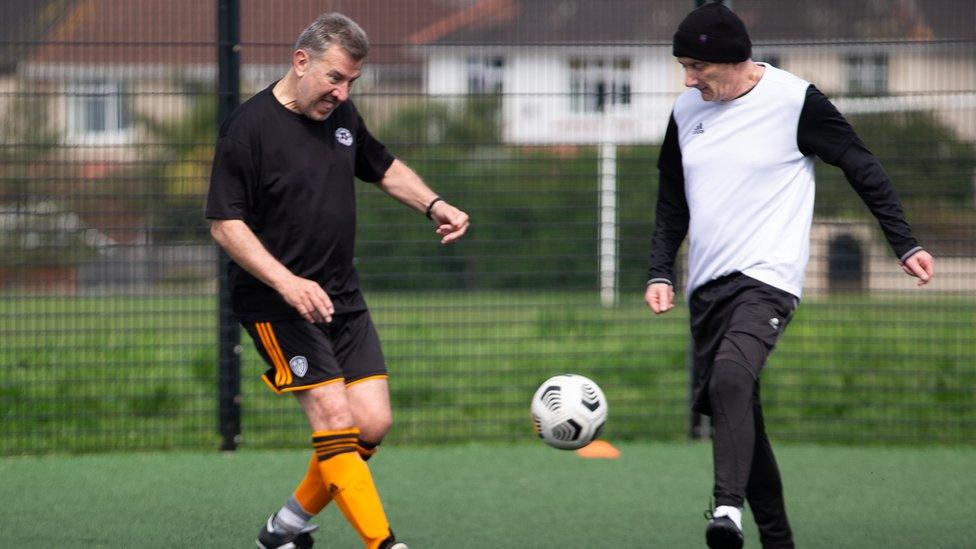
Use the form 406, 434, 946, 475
242, 310, 387, 394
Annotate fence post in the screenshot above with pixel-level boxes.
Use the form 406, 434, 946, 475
216, 0, 241, 452
598, 141, 618, 307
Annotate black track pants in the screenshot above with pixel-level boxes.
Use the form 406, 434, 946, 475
709, 361, 793, 548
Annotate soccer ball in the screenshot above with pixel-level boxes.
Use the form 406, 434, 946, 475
530, 374, 608, 450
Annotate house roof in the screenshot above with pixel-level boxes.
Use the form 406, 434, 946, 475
20, 0, 974, 69
738, 0, 976, 42
0, 0, 74, 73
411, 0, 976, 46
25, 0, 455, 66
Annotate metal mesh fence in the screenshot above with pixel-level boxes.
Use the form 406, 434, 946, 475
1, 0, 973, 454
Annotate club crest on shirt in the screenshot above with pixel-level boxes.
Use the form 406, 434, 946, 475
289, 355, 309, 377
335, 128, 353, 146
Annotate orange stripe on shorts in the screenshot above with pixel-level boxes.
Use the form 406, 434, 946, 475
256, 322, 289, 387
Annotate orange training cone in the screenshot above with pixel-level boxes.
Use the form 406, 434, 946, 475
575, 439, 621, 459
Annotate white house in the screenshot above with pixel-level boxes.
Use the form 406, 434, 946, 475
412, 0, 976, 144
4, 0, 454, 158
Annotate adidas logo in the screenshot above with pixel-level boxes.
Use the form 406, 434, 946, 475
692, 122, 704, 134
769, 317, 780, 331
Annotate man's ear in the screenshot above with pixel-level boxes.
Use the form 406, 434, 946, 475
293, 49, 310, 77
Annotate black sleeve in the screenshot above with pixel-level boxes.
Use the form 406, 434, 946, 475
797, 84, 857, 163
798, 84, 922, 260
354, 113, 395, 183
647, 113, 689, 286
205, 135, 255, 220
835, 142, 921, 260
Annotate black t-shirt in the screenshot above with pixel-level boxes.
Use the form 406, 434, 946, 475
206, 84, 395, 321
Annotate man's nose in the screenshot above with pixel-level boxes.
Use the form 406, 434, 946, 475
684, 72, 698, 88
332, 83, 350, 102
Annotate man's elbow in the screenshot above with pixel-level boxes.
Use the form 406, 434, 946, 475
209, 219, 234, 245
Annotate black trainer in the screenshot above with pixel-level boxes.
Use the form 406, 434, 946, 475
705, 514, 744, 549
255, 513, 318, 549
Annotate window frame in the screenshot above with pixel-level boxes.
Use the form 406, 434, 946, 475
568, 55, 633, 114
465, 55, 505, 95
845, 54, 888, 96
65, 80, 134, 144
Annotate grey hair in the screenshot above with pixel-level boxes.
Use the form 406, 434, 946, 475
294, 13, 369, 61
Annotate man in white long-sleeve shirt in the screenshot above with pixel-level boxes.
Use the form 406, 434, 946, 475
644, 4, 934, 549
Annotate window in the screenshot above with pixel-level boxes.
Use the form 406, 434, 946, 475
569, 56, 632, 114
466, 56, 504, 95
67, 81, 132, 141
846, 54, 888, 95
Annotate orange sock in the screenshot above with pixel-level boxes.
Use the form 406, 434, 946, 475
293, 440, 380, 514
293, 453, 332, 514
357, 438, 379, 461
312, 428, 391, 548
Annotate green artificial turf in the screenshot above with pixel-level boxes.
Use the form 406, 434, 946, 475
1, 441, 972, 548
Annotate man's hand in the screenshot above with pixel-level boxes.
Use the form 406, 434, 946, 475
644, 282, 675, 314
210, 219, 333, 323
429, 201, 470, 245
900, 249, 934, 286
275, 274, 334, 324
210, 219, 335, 323
375, 160, 470, 244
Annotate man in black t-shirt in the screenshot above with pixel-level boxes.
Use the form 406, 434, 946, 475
206, 13, 468, 549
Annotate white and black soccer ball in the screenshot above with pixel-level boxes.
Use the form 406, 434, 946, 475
530, 374, 608, 450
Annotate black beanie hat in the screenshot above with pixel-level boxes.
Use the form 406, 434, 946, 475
673, 3, 751, 63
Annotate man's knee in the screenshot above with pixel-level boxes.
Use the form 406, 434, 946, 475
314, 402, 357, 431
353, 408, 391, 462
296, 383, 357, 431
708, 360, 755, 406
347, 378, 393, 444
358, 413, 392, 444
